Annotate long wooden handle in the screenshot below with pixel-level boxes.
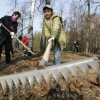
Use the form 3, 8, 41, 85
0, 23, 35, 55
43, 41, 52, 62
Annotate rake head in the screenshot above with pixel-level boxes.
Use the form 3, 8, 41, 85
0, 56, 99, 98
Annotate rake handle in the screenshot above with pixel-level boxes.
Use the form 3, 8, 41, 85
0, 23, 35, 55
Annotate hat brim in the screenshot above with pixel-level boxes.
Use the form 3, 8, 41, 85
43, 7, 52, 11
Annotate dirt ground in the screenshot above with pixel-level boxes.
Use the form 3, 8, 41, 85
0, 49, 100, 100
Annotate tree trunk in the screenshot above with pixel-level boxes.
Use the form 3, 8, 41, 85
40, 28, 46, 53
46, 0, 50, 4
21, 18, 23, 35
86, 0, 90, 53
28, 0, 36, 51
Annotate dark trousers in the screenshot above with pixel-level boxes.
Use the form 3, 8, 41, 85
73, 45, 79, 52
76, 46, 79, 52
0, 41, 10, 64
10, 40, 14, 56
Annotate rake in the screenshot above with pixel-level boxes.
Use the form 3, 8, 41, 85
0, 56, 99, 99
0, 22, 35, 55
39, 40, 52, 66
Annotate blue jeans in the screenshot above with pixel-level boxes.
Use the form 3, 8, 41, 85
54, 40, 61, 65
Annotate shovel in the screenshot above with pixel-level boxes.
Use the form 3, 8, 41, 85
0, 22, 35, 55
39, 41, 52, 67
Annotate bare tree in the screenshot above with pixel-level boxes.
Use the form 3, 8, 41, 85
85, 0, 90, 53
7, 0, 50, 51
28, 0, 36, 51
67, 1, 87, 52
18, 3, 30, 35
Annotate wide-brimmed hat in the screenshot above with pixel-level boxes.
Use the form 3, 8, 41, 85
43, 4, 52, 11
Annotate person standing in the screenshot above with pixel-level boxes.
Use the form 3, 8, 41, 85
22, 35, 29, 56
23, 36, 29, 47
0, 11, 21, 64
73, 40, 79, 52
43, 5, 66, 65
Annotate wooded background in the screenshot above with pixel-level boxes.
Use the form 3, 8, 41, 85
1, 0, 100, 53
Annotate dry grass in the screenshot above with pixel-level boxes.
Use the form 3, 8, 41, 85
0, 50, 100, 99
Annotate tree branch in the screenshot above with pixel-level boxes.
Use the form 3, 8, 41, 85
95, 5, 100, 12
93, 2, 100, 4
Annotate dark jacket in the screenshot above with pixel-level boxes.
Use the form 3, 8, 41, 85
0, 26, 1, 37
0, 16, 18, 49
18, 35, 23, 41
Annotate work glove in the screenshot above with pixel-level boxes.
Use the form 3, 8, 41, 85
11, 35, 13, 38
48, 37, 55, 43
10, 32, 15, 36
10, 32, 15, 38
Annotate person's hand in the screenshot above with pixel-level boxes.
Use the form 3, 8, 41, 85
11, 35, 13, 38
10, 32, 15, 36
48, 37, 55, 43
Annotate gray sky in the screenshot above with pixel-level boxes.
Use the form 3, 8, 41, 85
0, 0, 99, 33
0, 0, 71, 33
0, 0, 43, 33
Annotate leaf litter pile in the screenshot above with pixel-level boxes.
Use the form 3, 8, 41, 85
0, 49, 100, 100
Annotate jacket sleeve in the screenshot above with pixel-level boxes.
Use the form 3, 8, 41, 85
50, 17, 61, 39
43, 20, 50, 39
0, 16, 18, 33
0, 16, 7, 23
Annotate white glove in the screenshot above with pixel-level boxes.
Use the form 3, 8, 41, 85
11, 35, 13, 38
10, 32, 15, 36
48, 37, 55, 43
